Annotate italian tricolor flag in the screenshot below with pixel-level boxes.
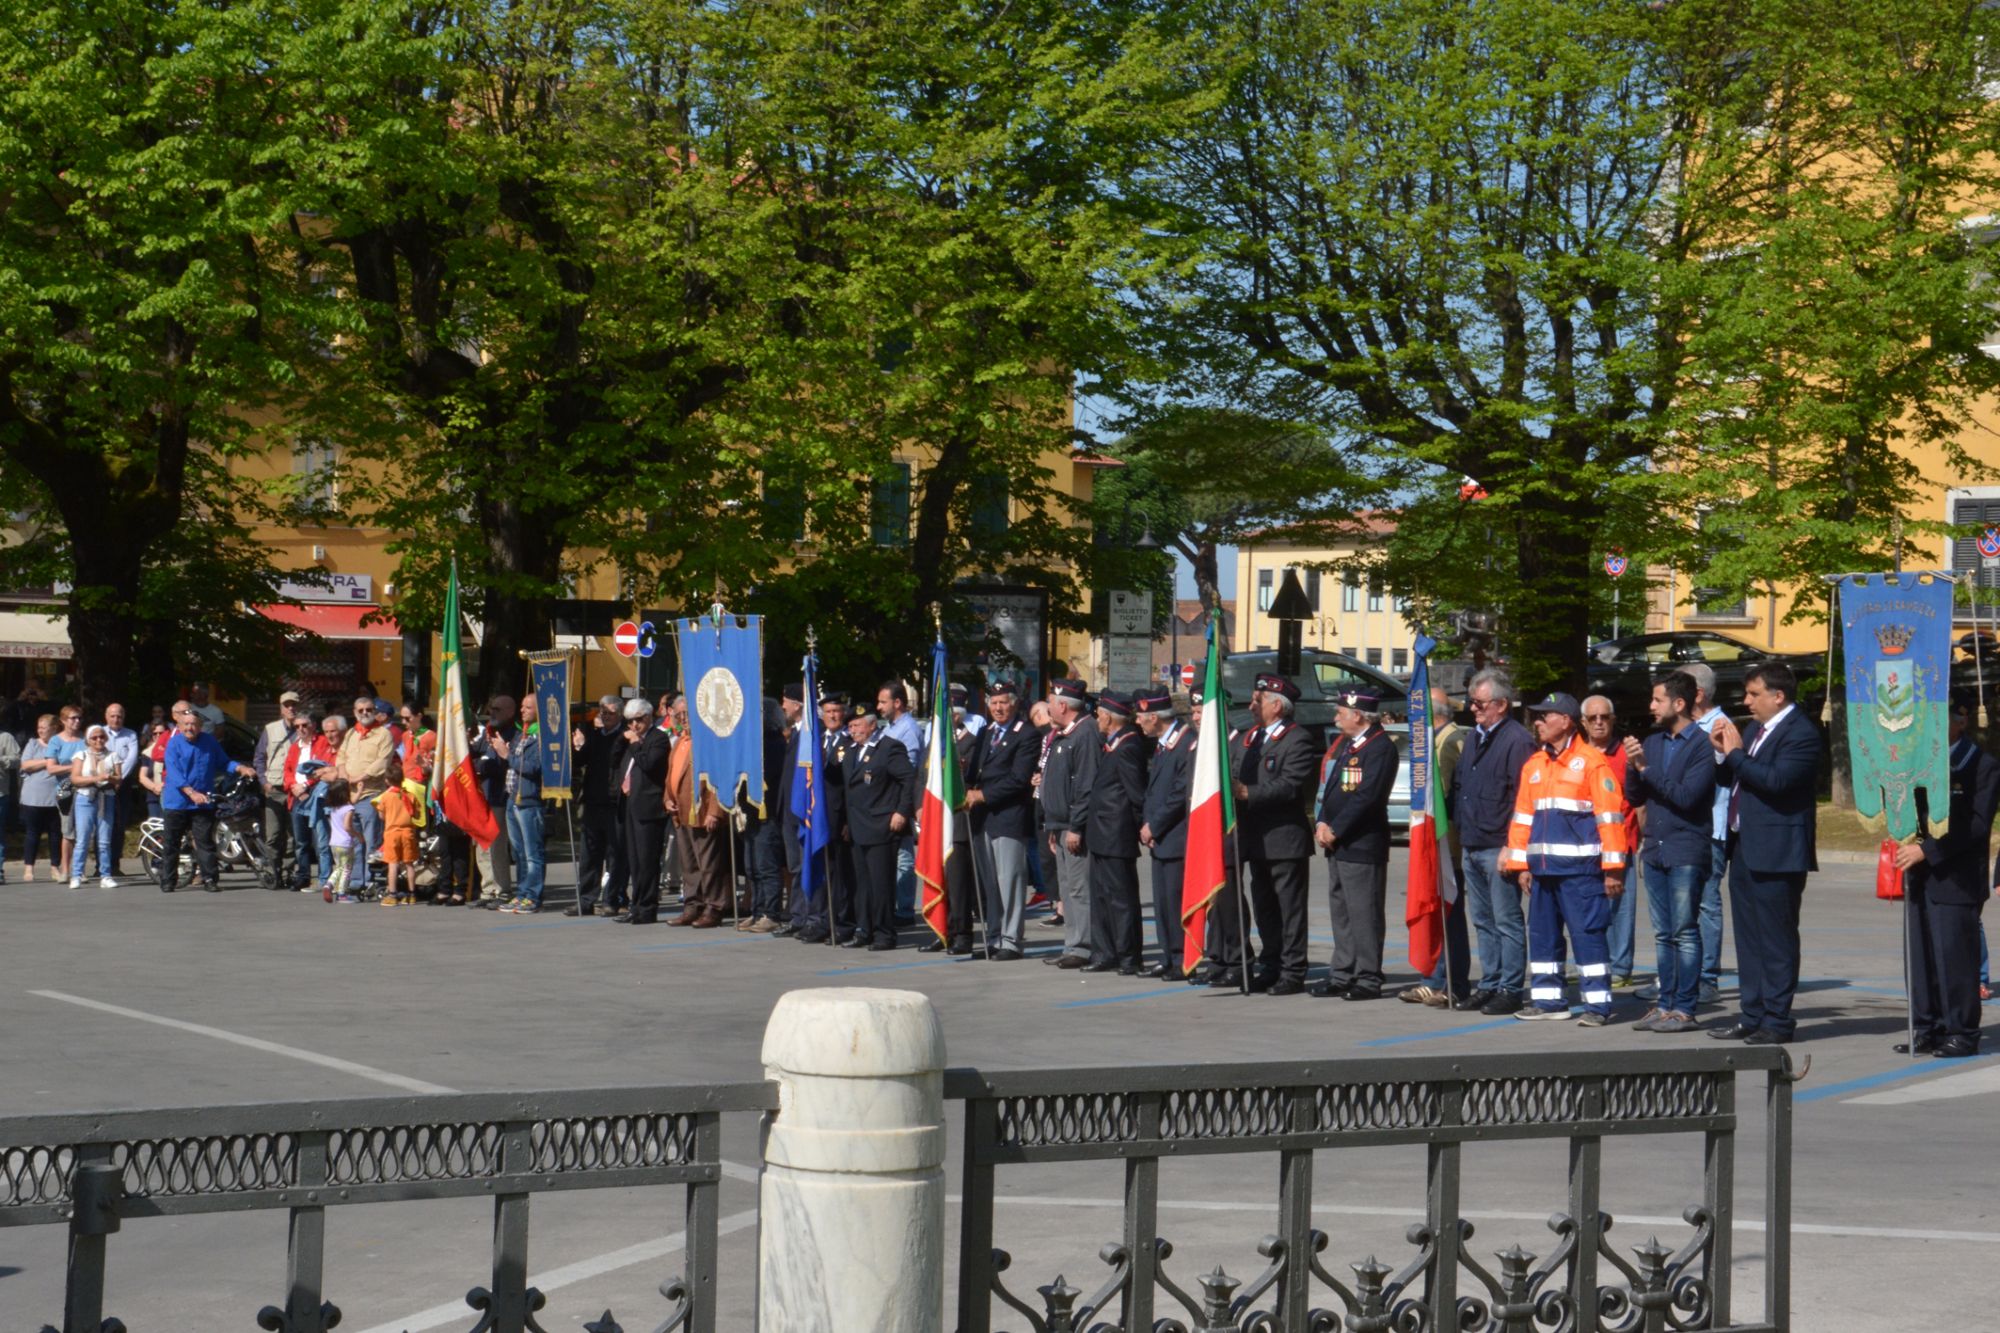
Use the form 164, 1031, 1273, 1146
916, 636, 962, 945
1179, 612, 1234, 973
430, 561, 499, 849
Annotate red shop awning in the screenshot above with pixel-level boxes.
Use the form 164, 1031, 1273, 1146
256, 603, 403, 641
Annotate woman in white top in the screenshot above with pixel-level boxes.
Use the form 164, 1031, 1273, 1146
69, 725, 123, 888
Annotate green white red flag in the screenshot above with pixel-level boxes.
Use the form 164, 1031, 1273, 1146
430, 561, 499, 848
1178, 612, 1234, 973
915, 637, 962, 945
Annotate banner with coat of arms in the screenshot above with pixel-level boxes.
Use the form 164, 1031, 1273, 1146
1841, 572, 1951, 839
675, 613, 765, 813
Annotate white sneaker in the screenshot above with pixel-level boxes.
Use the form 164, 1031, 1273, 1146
68, 876, 83, 889
100, 876, 118, 890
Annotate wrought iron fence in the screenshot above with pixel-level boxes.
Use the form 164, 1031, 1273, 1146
0, 1082, 777, 1333
947, 1047, 1798, 1333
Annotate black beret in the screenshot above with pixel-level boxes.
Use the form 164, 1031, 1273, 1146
782, 682, 805, 702
1096, 690, 1134, 716
986, 679, 1018, 698
1133, 690, 1173, 715
1255, 673, 1301, 701
1049, 677, 1090, 704
1334, 689, 1380, 711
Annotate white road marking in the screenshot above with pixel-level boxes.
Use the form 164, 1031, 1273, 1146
356, 1208, 760, 1333
1846, 1063, 2000, 1106
27, 990, 459, 1096
974, 1194, 2000, 1245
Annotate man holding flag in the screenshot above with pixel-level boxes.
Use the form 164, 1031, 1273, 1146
429, 562, 500, 857
915, 635, 965, 953
1402, 682, 1472, 1008
788, 661, 832, 939
1180, 618, 1236, 985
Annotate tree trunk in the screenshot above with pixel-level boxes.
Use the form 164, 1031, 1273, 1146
1510, 503, 1593, 697
472, 489, 565, 704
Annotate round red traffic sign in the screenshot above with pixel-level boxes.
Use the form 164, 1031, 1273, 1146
1980, 528, 2000, 559
612, 620, 640, 657
1604, 551, 1628, 578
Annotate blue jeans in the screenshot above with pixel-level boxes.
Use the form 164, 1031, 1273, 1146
71, 796, 114, 880
1607, 869, 1637, 979
353, 798, 383, 861
1700, 839, 1727, 989
508, 801, 546, 905
746, 815, 786, 921
1643, 860, 1704, 1016
311, 812, 334, 883
1463, 847, 1525, 996
290, 807, 321, 886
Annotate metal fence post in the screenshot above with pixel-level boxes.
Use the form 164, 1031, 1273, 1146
684, 1112, 722, 1333
955, 1096, 999, 1333
61, 1153, 122, 1333
758, 987, 946, 1333
1765, 1065, 1793, 1332
257, 1132, 335, 1333
1705, 1073, 1736, 1326
1567, 1077, 1606, 1322
1427, 1078, 1465, 1328
1123, 1091, 1163, 1331
1273, 1087, 1315, 1331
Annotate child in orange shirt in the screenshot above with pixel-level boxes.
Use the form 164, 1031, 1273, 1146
377, 759, 419, 905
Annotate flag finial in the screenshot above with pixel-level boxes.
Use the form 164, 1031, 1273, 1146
930, 601, 942, 637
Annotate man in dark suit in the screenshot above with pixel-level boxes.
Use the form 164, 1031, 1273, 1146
967, 680, 1038, 960
1219, 673, 1320, 994
1892, 696, 1999, 1058
615, 698, 672, 925
920, 687, 982, 956
796, 693, 853, 944
773, 683, 806, 937
1137, 690, 1191, 979
566, 695, 629, 917
844, 710, 915, 951
1310, 689, 1400, 1000
1711, 662, 1821, 1044
1085, 691, 1153, 975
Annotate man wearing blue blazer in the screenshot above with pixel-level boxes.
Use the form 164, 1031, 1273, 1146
1710, 663, 1821, 1045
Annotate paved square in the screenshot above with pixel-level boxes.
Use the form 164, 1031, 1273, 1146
0, 851, 1991, 1330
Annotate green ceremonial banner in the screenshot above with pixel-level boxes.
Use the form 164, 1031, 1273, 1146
1840, 572, 1952, 840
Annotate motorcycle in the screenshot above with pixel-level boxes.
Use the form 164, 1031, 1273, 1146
141, 771, 274, 889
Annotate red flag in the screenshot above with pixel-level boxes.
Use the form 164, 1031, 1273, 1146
430, 562, 499, 849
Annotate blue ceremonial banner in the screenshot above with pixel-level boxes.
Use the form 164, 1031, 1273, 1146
527, 652, 573, 802
790, 653, 831, 899
676, 613, 765, 812
1841, 572, 1952, 840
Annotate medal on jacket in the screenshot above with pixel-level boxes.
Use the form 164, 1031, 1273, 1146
1341, 758, 1362, 792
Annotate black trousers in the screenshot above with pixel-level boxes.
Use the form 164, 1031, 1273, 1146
439, 826, 472, 897
577, 802, 626, 910
626, 815, 669, 922
1728, 862, 1807, 1039
1909, 884, 1985, 1042
261, 792, 291, 884
1217, 856, 1310, 983
1150, 855, 1186, 970
851, 840, 898, 946
826, 836, 858, 938
160, 807, 220, 893
1089, 853, 1143, 965
944, 839, 976, 943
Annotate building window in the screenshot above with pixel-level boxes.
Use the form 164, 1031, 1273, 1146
291, 438, 338, 516
1341, 645, 1356, 657
1952, 494, 2000, 591
1392, 648, 1409, 671
1366, 648, 1383, 667
1257, 568, 1274, 611
1367, 576, 1383, 613
763, 474, 806, 542
872, 464, 911, 547
1341, 572, 1359, 613
1305, 568, 1321, 611
969, 472, 1009, 541
1392, 593, 1409, 613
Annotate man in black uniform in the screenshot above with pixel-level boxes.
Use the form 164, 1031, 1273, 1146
967, 680, 1037, 960
773, 683, 807, 937
1086, 691, 1153, 975
1039, 679, 1098, 969
1310, 689, 1401, 999
1136, 689, 1191, 979
844, 709, 915, 951
616, 698, 671, 924
1892, 696, 1999, 1058
1219, 673, 1320, 994
920, 686, 981, 956
566, 695, 629, 917
800, 693, 854, 944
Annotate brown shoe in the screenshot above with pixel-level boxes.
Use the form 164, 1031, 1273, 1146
668, 908, 702, 927
735, 914, 756, 932
691, 909, 725, 929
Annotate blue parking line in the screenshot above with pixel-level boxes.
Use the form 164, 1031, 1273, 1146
1359, 1015, 1550, 1046
633, 938, 744, 952
485, 917, 595, 932
1795, 1051, 1998, 1104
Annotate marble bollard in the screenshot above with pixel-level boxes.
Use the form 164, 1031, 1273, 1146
758, 987, 947, 1333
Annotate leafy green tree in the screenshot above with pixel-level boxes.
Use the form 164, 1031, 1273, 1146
0, 0, 340, 710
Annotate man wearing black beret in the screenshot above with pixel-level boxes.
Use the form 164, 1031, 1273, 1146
1085, 691, 1154, 975
1218, 672, 1319, 994
1311, 689, 1401, 1000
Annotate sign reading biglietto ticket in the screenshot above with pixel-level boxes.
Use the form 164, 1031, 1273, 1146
1841, 571, 1951, 840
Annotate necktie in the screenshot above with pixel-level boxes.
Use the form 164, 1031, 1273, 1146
1729, 720, 1773, 831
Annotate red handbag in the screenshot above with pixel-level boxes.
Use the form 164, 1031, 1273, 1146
1875, 840, 1905, 900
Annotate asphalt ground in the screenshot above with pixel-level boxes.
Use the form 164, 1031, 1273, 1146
0, 847, 1994, 1331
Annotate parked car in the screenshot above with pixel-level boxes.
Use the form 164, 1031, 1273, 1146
1586, 631, 1827, 732
1216, 649, 1413, 835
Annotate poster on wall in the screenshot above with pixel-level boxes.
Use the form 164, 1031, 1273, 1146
951, 585, 1048, 705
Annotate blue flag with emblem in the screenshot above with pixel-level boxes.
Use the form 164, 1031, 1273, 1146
1841, 572, 1951, 840
790, 652, 831, 899
525, 651, 574, 802
675, 613, 765, 813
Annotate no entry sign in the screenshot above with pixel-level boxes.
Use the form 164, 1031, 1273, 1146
612, 620, 640, 657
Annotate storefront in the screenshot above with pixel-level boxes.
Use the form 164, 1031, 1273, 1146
254, 575, 405, 718
0, 610, 73, 705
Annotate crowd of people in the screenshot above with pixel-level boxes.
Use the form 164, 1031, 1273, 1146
1, 657, 1988, 1055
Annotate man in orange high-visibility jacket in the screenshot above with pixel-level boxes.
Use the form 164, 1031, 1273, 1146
1502, 693, 1629, 1026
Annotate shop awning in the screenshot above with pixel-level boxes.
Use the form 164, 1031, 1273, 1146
0, 610, 71, 660
256, 604, 402, 641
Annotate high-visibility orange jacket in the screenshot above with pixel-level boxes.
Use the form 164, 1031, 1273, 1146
1501, 734, 1628, 878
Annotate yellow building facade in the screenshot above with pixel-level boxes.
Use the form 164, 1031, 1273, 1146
1232, 519, 1421, 674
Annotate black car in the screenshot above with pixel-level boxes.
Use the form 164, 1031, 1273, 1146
1587, 631, 1826, 731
